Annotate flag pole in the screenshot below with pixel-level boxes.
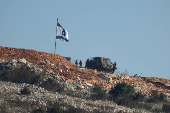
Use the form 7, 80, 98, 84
54, 18, 58, 54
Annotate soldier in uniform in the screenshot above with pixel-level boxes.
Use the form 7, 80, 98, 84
79, 60, 82, 67
85, 59, 89, 68
75, 60, 78, 66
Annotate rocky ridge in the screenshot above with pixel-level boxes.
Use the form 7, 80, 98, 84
0, 46, 170, 112
0, 58, 152, 113
0, 46, 170, 97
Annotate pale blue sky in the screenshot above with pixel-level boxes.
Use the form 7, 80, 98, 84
0, 0, 170, 79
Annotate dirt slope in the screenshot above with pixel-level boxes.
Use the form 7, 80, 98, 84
0, 46, 102, 85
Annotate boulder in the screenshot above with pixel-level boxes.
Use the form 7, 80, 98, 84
18, 58, 27, 64
40, 61, 46, 65
86, 82, 93, 87
56, 63, 68, 68
9, 59, 17, 63
97, 73, 111, 81
40, 60, 51, 65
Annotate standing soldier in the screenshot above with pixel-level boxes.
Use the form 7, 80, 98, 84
75, 60, 78, 66
79, 60, 82, 67
75, 60, 78, 76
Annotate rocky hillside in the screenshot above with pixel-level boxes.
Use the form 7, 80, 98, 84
1, 46, 170, 96
0, 46, 170, 113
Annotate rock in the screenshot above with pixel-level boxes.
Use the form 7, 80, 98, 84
56, 63, 68, 69
45, 60, 50, 64
9, 59, 17, 63
63, 82, 68, 87
50, 63, 54, 66
18, 58, 27, 64
86, 82, 93, 87
26, 62, 31, 67
97, 73, 111, 81
40, 61, 46, 65
40, 60, 50, 65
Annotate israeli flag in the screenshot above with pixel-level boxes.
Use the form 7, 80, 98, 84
56, 22, 69, 43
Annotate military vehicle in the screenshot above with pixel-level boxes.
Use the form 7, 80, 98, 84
63, 57, 71, 61
85, 57, 117, 73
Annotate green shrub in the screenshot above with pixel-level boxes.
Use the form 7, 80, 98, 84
151, 90, 158, 98
0, 68, 10, 81
40, 78, 64, 93
47, 106, 63, 113
112, 96, 151, 110
133, 93, 144, 101
162, 104, 170, 112
33, 107, 45, 113
109, 82, 135, 97
20, 87, 31, 95
47, 102, 88, 113
159, 93, 167, 101
90, 85, 108, 101
148, 90, 167, 102
0, 67, 41, 84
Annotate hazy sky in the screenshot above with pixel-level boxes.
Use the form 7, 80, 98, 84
0, 0, 170, 79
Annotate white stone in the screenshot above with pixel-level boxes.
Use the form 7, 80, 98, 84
10, 59, 17, 63
86, 82, 93, 87
18, 58, 27, 64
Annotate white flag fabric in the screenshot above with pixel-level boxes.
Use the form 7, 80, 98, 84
56, 22, 69, 43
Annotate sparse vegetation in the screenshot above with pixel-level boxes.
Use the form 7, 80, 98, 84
133, 92, 145, 101
46, 101, 89, 113
40, 78, 64, 93
20, 87, 31, 95
147, 90, 167, 103
0, 67, 65, 93
108, 82, 156, 111
109, 82, 135, 98
162, 103, 170, 112
159, 92, 167, 101
0, 67, 42, 85
107, 82, 170, 112
90, 85, 108, 101
0, 61, 170, 113
33, 107, 45, 113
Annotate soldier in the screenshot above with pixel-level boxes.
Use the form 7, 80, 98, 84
79, 60, 82, 67
75, 60, 78, 66
85, 59, 89, 68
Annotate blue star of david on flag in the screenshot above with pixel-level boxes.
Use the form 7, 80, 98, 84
56, 22, 69, 43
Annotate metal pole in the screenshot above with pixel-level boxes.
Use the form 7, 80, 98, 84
54, 18, 58, 54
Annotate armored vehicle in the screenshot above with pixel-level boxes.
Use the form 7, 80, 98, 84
62, 57, 71, 61
85, 57, 117, 73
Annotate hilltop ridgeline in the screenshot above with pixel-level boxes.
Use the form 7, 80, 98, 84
1, 46, 170, 112
1, 46, 170, 96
